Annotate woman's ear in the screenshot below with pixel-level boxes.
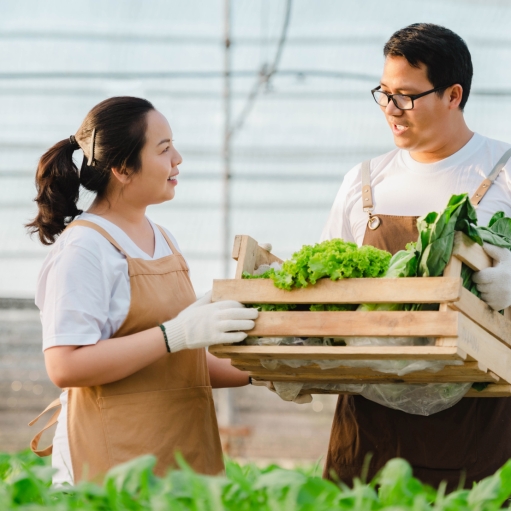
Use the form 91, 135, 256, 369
110, 166, 132, 185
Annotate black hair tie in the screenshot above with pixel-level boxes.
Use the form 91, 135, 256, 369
69, 135, 80, 150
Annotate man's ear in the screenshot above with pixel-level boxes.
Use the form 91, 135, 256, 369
111, 166, 131, 185
447, 84, 463, 110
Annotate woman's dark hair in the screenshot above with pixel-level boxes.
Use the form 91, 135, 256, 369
26, 96, 155, 245
383, 23, 473, 110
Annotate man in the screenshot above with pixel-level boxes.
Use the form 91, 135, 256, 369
321, 23, 511, 489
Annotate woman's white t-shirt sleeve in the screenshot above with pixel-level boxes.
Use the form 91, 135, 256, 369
41, 242, 111, 350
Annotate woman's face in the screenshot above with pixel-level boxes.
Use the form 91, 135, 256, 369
124, 109, 182, 206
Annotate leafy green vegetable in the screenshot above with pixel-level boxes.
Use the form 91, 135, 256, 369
360, 194, 489, 312
476, 211, 511, 249
247, 303, 355, 312
2, 449, 511, 510
471, 382, 490, 392
252, 303, 297, 312
270, 239, 391, 291
242, 240, 390, 311
415, 193, 480, 277
309, 304, 357, 312
242, 269, 276, 279
385, 242, 419, 278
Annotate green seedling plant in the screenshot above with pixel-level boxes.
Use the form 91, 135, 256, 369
1, 450, 511, 510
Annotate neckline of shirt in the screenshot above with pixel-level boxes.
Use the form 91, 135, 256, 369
77, 213, 167, 260
400, 132, 485, 175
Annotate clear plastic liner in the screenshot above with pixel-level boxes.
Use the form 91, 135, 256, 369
342, 336, 463, 376
272, 380, 471, 416
245, 336, 470, 416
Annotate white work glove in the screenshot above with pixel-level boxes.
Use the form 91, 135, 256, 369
162, 291, 258, 352
472, 243, 511, 311
251, 380, 313, 404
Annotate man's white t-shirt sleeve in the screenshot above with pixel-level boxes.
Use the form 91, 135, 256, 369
320, 165, 360, 243
42, 243, 110, 350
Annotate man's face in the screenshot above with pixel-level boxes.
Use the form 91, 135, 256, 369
379, 56, 453, 155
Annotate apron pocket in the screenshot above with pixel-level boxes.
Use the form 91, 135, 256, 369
98, 386, 223, 475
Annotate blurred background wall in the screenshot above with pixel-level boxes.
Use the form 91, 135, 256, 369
1, 0, 511, 464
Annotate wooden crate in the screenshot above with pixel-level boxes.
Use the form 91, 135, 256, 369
210, 233, 511, 397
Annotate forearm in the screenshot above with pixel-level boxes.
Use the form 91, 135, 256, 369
44, 326, 168, 388
207, 352, 250, 388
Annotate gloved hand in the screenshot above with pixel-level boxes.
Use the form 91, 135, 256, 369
259, 243, 272, 252
162, 291, 258, 352
251, 379, 313, 404
472, 243, 511, 311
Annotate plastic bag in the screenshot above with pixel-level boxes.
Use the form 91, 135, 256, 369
342, 336, 463, 376
359, 382, 472, 416
270, 377, 471, 416
245, 336, 470, 415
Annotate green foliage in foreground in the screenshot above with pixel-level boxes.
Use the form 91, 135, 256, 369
2, 451, 511, 510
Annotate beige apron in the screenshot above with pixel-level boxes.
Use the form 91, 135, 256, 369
324, 152, 511, 490
30, 220, 223, 483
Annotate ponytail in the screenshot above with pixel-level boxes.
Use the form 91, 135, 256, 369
26, 138, 82, 245
27, 96, 154, 245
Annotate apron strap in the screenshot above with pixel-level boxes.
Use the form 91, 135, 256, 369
471, 147, 511, 205
156, 225, 180, 254
361, 159, 374, 212
28, 397, 61, 457
66, 220, 129, 257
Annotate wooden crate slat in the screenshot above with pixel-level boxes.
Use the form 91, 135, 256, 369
209, 344, 462, 360
295, 384, 511, 397
448, 287, 511, 348
249, 311, 458, 337
212, 277, 462, 305
465, 384, 511, 397
247, 372, 496, 384
294, 384, 511, 398
452, 232, 492, 271
241, 368, 497, 384
233, 235, 283, 279
231, 359, 498, 383
456, 314, 511, 383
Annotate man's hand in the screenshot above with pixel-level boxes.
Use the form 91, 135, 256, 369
251, 379, 313, 404
472, 243, 511, 311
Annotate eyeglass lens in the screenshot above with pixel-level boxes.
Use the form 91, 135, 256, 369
373, 91, 413, 110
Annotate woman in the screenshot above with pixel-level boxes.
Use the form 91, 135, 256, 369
27, 96, 257, 485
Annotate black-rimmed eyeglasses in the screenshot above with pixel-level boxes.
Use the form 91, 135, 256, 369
371, 85, 451, 111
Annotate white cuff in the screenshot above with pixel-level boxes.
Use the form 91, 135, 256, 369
162, 318, 187, 353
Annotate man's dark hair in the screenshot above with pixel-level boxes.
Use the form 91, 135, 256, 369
383, 23, 473, 110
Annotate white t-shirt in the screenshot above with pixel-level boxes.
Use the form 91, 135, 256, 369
35, 213, 186, 485
321, 133, 511, 245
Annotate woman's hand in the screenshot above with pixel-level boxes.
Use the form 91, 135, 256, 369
162, 292, 258, 352
44, 293, 257, 389
207, 353, 251, 388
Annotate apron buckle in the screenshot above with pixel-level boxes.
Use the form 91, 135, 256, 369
368, 215, 381, 230
364, 207, 381, 231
